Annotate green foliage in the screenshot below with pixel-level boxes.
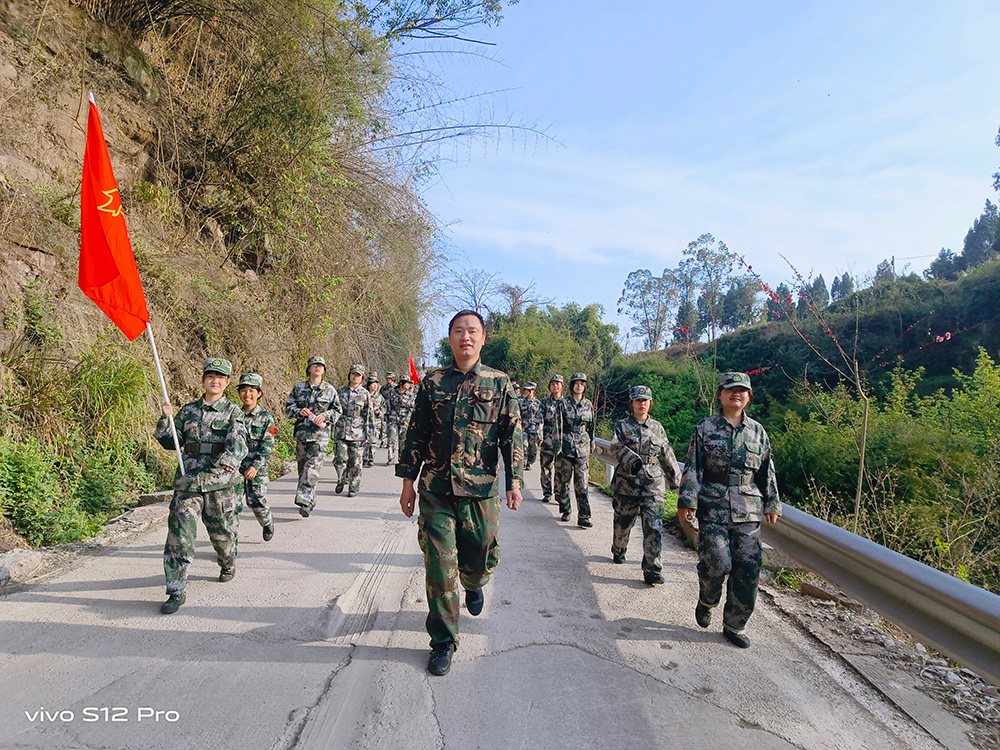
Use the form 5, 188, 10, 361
772, 354, 1000, 590
21, 280, 63, 346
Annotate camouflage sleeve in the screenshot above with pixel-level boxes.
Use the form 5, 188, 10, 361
218, 407, 249, 471
154, 405, 190, 450
365, 391, 375, 442
319, 386, 343, 424
587, 402, 596, 442
611, 419, 640, 476
659, 439, 682, 490
285, 386, 301, 421
499, 379, 524, 491
253, 413, 276, 473
677, 426, 701, 509
758, 431, 781, 516
395, 381, 429, 481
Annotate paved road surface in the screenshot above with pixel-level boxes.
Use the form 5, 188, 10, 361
0, 454, 942, 749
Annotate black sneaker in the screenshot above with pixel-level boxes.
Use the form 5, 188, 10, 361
427, 643, 455, 676
347, 490, 358, 498
560, 511, 571, 522
541, 496, 550, 503
466, 588, 484, 616
578, 517, 593, 528
299, 506, 310, 518
262, 524, 274, 542
219, 568, 235, 583
723, 628, 750, 649
695, 603, 712, 628
335, 483, 345, 494
160, 593, 185, 614
643, 572, 664, 585
612, 553, 625, 564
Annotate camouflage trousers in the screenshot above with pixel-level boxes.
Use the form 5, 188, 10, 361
235, 477, 273, 529
164, 487, 238, 595
612, 494, 663, 575
417, 490, 501, 649
334, 439, 364, 493
697, 521, 762, 633
539, 449, 556, 501
524, 433, 540, 469
295, 439, 328, 509
555, 454, 591, 520
386, 422, 399, 464
363, 440, 375, 466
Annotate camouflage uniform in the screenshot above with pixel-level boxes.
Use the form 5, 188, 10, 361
518, 386, 542, 470
555, 378, 595, 523
678, 373, 781, 636
610, 387, 681, 578
285, 361, 342, 512
396, 384, 416, 457
154, 359, 248, 597
235, 399, 275, 532
384, 384, 401, 465
334, 368, 375, 495
396, 360, 524, 650
539, 376, 564, 503
365, 376, 385, 466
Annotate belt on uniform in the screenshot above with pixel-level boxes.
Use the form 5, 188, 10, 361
183, 443, 224, 455
703, 471, 755, 486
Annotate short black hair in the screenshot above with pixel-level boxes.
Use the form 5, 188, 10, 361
448, 309, 486, 333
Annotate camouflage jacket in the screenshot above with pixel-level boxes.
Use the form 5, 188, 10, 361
368, 391, 385, 421
384, 387, 400, 419
396, 388, 416, 428
539, 396, 563, 452
558, 396, 595, 459
337, 384, 375, 442
678, 413, 781, 524
155, 396, 248, 492
519, 396, 542, 435
239, 405, 275, 481
611, 416, 681, 497
285, 380, 342, 445
396, 360, 524, 498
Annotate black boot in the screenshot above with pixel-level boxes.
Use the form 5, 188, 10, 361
427, 643, 455, 676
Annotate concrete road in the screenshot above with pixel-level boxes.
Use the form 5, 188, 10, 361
0, 454, 941, 750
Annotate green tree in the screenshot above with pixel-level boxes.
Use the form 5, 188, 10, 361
960, 200, 999, 270
830, 272, 854, 301
720, 276, 760, 331
618, 268, 678, 351
924, 248, 960, 281
680, 233, 736, 341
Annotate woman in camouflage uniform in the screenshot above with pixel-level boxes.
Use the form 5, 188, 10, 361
235, 372, 275, 542
677, 372, 781, 649
610, 385, 681, 585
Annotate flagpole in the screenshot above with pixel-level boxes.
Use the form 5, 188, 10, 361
146, 322, 185, 476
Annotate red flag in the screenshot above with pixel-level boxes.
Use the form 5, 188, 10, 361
78, 97, 150, 341
408, 354, 420, 384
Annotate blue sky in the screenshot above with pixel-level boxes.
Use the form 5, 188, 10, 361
411, 1, 1000, 351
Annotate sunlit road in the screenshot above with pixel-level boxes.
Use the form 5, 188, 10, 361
0, 452, 940, 749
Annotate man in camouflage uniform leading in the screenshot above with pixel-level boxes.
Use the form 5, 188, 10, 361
678, 372, 781, 649
334, 364, 375, 496
538, 374, 564, 503
610, 385, 681, 585
155, 357, 248, 614
556, 372, 595, 526
235, 372, 276, 542
364, 373, 384, 467
285, 355, 342, 517
397, 309, 524, 677
519, 382, 542, 470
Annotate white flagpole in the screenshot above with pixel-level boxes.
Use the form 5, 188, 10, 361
146, 321, 185, 475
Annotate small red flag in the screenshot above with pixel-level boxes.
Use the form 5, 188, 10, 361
408, 354, 420, 384
78, 97, 150, 341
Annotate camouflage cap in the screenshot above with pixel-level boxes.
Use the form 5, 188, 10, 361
306, 355, 326, 370
512, 381, 521, 389
349, 364, 365, 376
718, 372, 752, 391
237, 372, 263, 390
549, 374, 564, 384
525, 381, 537, 390
366, 373, 379, 384
399, 374, 412, 384
386, 371, 397, 380
629, 385, 653, 401
570, 372, 588, 384
202, 357, 232, 377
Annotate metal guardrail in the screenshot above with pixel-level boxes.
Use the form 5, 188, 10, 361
591, 438, 1000, 686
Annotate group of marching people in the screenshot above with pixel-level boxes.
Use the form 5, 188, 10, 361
153, 355, 417, 615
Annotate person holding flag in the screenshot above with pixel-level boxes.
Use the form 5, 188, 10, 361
156, 358, 248, 614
